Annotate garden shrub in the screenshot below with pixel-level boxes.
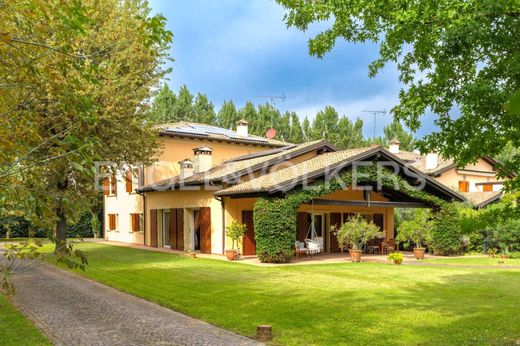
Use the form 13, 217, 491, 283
429, 205, 463, 255
254, 165, 449, 263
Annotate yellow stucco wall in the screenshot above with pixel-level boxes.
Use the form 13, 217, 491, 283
145, 137, 273, 184
105, 135, 277, 245
144, 189, 224, 254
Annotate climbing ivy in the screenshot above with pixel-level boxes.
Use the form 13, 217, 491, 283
253, 165, 450, 263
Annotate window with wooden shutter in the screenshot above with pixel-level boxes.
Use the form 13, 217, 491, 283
125, 170, 133, 193
109, 174, 117, 196
130, 213, 142, 232
483, 184, 493, 192
103, 178, 109, 196
458, 181, 469, 192
108, 214, 117, 231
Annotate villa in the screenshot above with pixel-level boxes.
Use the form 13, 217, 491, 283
103, 121, 507, 255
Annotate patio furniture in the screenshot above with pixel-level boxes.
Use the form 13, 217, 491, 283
382, 239, 397, 254
368, 245, 380, 254
295, 241, 308, 258
305, 239, 320, 257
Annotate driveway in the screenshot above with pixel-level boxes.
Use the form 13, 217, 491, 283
9, 259, 262, 346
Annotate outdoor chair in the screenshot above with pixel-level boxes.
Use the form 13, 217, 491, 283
383, 239, 397, 254
295, 241, 308, 258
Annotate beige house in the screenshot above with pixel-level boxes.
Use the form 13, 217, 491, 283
388, 139, 507, 208
104, 120, 501, 256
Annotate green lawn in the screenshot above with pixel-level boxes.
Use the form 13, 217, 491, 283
424, 256, 520, 267
0, 294, 51, 346
44, 242, 520, 345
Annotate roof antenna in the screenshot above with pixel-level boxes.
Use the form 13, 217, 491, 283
362, 109, 386, 138
256, 94, 286, 139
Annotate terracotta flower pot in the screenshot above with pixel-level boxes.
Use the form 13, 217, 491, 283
393, 259, 403, 265
225, 249, 237, 261
349, 249, 362, 262
413, 248, 426, 260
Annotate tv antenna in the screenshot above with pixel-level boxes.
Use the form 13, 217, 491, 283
362, 109, 387, 138
256, 94, 286, 107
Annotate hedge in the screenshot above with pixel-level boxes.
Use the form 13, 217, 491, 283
253, 165, 449, 263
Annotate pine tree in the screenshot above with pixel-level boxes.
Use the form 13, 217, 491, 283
311, 106, 340, 143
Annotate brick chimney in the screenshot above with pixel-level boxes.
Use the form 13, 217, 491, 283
193, 146, 213, 174
178, 159, 194, 179
236, 119, 248, 137
388, 138, 400, 154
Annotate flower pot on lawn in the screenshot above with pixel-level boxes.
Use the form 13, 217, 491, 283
413, 248, 426, 260
225, 249, 238, 261
349, 249, 362, 262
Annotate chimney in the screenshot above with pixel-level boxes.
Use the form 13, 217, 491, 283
193, 146, 213, 174
236, 119, 248, 137
425, 152, 439, 170
178, 159, 194, 179
388, 138, 400, 154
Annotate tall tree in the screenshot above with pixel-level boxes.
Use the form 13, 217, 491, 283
149, 84, 177, 124
277, 0, 520, 189
337, 117, 365, 149
288, 112, 304, 143
239, 102, 259, 134
0, 0, 172, 253
302, 117, 311, 141
193, 93, 216, 124
217, 100, 239, 129
310, 106, 340, 143
173, 85, 195, 121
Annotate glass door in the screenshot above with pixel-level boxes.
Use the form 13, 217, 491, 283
162, 210, 170, 247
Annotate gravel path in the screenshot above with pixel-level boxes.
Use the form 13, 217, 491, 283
9, 260, 262, 346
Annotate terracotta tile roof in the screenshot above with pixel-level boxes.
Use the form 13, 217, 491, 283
137, 140, 332, 192
155, 121, 289, 147
215, 146, 376, 196
462, 191, 503, 208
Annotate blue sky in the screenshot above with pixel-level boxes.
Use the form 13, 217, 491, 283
149, 0, 437, 138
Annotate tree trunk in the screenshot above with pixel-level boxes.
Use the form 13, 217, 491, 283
54, 203, 67, 255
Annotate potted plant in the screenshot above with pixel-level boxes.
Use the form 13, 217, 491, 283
395, 209, 432, 260
225, 221, 247, 261
334, 214, 383, 262
387, 252, 404, 265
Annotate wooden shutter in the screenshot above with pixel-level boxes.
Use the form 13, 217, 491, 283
199, 207, 211, 254
110, 174, 117, 195
329, 212, 342, 252
169, 209, 177, 249
131, 214, 139, 232
108, 214, 116, 230
458, 181, 469, 192
296, 212, 309, 242
176, 209, 184, 250
168, 209, 184, 250
150, 209, 158, 247
242, 211, 255, 256
103, 178, 109, 196
483, 184, 493, 192
125, 170, 133, 193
